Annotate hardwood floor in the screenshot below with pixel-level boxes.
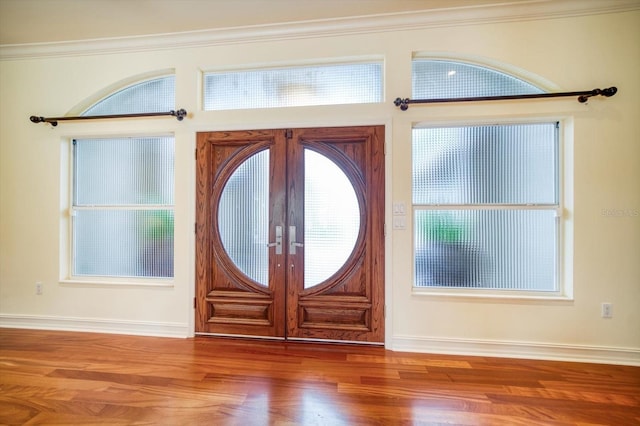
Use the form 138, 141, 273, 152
1, 329, 639, 425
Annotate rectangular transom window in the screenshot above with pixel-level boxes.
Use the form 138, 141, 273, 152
413, 122, 560, 292
203, 62, 383, 110
72, 137, 175, 279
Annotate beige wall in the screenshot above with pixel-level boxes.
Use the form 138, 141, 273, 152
1, 9, 638, 363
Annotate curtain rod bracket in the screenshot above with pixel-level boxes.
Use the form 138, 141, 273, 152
394, 98, 410, 111
29, 108, 189, 126
171, 108, 187, 121
394, 87, 617, 110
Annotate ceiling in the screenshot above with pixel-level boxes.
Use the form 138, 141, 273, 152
0, 0, 532, 45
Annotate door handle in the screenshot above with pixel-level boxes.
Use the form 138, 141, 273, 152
267, 225, 283, 255
289, 225, 304, 254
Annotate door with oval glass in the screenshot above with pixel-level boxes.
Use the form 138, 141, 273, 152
196, 126, 384, 343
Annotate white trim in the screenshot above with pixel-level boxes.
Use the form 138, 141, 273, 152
410, 287, 573, 302
59, 279, 175, 288
391, 335, 640, 366
1, 0, 638, 60
0, 314, 188, 338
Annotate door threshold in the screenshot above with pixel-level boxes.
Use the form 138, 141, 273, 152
286, 337, 384, 346
195, 332, 383, 346
195, 332, 285, 341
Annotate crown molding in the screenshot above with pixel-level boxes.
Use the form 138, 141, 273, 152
1, 0, 638, 60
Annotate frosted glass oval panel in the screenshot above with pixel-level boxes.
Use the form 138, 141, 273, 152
304, 150, 360, 288
218, 150, 269, 286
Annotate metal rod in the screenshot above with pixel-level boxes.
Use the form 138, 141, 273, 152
30, 109, 188, 126
394, 87, 617, 111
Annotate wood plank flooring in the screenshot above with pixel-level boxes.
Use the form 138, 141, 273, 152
1, 328, 639, 425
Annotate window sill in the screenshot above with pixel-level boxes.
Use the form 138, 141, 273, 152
412, 287, 573, 303
60, 278, 175, 288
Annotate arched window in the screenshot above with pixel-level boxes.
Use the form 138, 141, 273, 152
71, 76, 176, 279
82, 75, 175, 115
412, 59, 544, 99
411, 60, 560, 293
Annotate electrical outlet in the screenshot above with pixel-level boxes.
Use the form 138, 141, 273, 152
35, 282, 43, 295
601, 302, 612, 318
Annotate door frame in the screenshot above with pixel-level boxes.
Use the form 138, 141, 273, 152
193, 125, 388, 344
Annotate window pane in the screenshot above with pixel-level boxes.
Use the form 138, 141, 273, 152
74, 137, 175, 206
414, 209, 557, 291
73, 136, 175, 279
82, 76, 175, 115
304, 150, 360, 288
413, 123, 558, 205
218, 150, 269, 286
204, 63, 382, 110
73, 209, 174, 278
412, 60, 543, 99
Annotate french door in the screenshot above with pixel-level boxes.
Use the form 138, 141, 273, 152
195, 126, 384, 343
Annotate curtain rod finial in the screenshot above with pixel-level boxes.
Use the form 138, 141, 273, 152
30, 116, 57, 126
579, 87, 618, 103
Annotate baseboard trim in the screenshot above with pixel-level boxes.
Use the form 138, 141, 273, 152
391, 335, 640, 366
0, 314, 188, 338
2, 316, 637, 365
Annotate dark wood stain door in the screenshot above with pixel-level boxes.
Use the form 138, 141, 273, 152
196, 126, 384, 343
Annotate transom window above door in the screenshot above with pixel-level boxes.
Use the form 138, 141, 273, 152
203, 61, 383, 110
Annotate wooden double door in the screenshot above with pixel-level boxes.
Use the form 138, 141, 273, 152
195, 126, 384, 343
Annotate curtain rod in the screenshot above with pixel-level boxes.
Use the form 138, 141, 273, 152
394, 87, 617, 110
29, 109, 188, 126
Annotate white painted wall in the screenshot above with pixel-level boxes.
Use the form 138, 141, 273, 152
1, 7, 638, 364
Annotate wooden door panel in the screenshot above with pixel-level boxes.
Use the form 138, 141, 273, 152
286, 126, 385, 343
196, 130, 287, 338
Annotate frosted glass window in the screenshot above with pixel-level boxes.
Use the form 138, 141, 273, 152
74, 137, 174, 205
218, 150, 270, 286
204, 63, 382, 110
74, 210, 174, 278
82, 76, 175, 116
72, 137, 175, 278
412, 60, 543, 99
413, 123, 558, 205
304, 150, 360, 288
415, 210, 556, 290
413, 123, 559, 292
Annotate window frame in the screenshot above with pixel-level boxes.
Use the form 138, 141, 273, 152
63, 134, 176, 285
410, 117, 571, 300
201, 58, 385, 111
59, 73, 178, 287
